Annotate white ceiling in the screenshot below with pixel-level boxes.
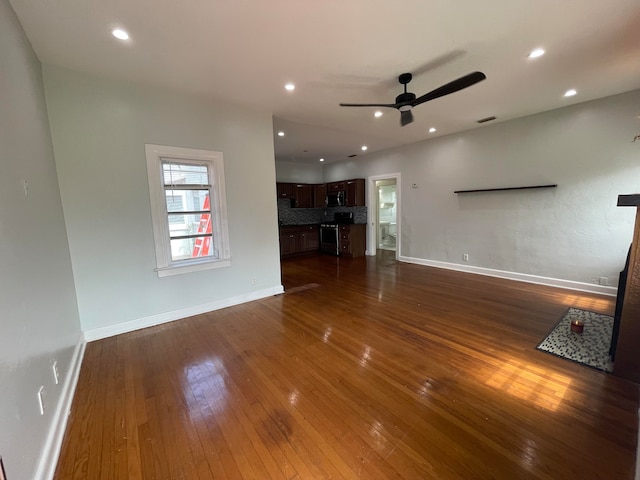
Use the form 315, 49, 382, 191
9, 0, 640, 164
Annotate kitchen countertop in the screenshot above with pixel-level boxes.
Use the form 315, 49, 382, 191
279, 222, 367, 227
279, 223, 321, 227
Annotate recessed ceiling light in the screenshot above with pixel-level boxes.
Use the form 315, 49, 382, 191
361, 145, 368, 151
284, 83, 295, 91
277, 131, 285, 137
429, 127, 436, 133
564, 89, 577, 97
528, 48, 545, 59
319, 158, 325, 162
374, 111, 383, 118
111, 28, 129, 41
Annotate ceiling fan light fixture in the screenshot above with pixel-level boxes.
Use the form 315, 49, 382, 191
399, 105, 412, 112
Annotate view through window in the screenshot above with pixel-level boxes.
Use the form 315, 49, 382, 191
162, 161, 215, 261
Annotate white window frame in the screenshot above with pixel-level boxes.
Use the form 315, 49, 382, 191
145, 144, 231, 277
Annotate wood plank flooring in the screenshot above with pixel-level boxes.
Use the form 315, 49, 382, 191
54, 252, 639, 479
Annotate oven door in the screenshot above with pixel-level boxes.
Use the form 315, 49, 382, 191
320, 225, 339, 255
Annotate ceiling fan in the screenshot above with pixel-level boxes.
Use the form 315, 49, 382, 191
339, 71, 487, 126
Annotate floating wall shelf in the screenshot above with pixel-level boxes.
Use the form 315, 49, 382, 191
454, 184, 558, 194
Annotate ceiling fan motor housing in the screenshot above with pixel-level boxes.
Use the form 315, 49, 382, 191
396, 92, 416, 110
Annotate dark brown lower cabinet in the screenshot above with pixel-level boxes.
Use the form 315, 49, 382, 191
280, 225, 319, 257
339, 224, 366, 257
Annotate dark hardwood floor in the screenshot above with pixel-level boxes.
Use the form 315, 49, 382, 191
55, 251, 639, 479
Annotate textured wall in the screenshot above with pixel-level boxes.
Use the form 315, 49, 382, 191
324, 89, 640, 287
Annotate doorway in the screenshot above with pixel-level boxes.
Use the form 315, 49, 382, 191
376, 180, 397, 251
367, 173, 401, 258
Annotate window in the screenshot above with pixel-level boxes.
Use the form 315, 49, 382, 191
145, 144, 231, 277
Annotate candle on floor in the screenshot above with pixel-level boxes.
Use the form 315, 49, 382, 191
570, 318, 584, 334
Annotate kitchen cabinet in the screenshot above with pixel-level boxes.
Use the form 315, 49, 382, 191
346, 179, 365, 206
295, 184, 313, 208
339, 224, 366, 257
279, 225, 319, 257
277, 182, 295, 199
314, 184, 327, 208
327, 181, 347, 192
278, 178, 363, 207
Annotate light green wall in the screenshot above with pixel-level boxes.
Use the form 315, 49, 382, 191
43, 65, 282, 333
0, 1, 81, 478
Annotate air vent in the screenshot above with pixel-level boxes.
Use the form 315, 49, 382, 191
477, 116, 496, 124
347, 154, 357, 158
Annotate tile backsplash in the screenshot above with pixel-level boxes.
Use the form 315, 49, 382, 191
278, 198, 367, 225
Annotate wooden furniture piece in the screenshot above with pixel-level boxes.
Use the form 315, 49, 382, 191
294, 184, 313, 208
613, 194, 640, 383
279, 225, 319, 257
313, 184, 327, 208
339, 223, 366, 257
326, 180, 346, 192
277, 179, 364, 207
277, 182, 295, 199
345, 179, 365, 206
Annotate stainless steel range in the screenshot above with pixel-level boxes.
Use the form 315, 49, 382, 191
320, 212, 353, 255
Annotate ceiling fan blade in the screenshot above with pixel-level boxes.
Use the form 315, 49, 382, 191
339, 102, 398, 108
412, 71, 486, 107
400, 110, 414, 126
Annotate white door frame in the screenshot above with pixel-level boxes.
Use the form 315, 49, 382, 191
366, 173, 401, 259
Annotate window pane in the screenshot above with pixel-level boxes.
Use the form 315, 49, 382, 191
162, 162, 209, 186
168, 213, 211, 238
170, 236, 215, 261
166, 194, 185, 223
165, 190, 210, 212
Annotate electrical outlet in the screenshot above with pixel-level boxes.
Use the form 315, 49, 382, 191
52, 361, 59, 385
251, 277, 257, 285
463, 253, 469, 262
599, 276, 608, 286
37, 386, 45, 415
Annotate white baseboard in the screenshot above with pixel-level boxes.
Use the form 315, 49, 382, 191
398, 255, 617, 297
83, 285, 285, 342
34, 334, 86, 480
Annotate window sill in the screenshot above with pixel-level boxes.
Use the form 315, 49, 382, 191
155, 258, 231, 278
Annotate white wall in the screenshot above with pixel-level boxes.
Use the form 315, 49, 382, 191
325, 89, 640, 288
43, 66, 282, 335
275, 159, 324, 183
0, 1, 82, 479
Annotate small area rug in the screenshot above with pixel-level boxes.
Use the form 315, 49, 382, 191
536, 307, 614, 372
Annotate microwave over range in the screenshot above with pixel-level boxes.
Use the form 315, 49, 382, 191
326, 190, 345, 207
